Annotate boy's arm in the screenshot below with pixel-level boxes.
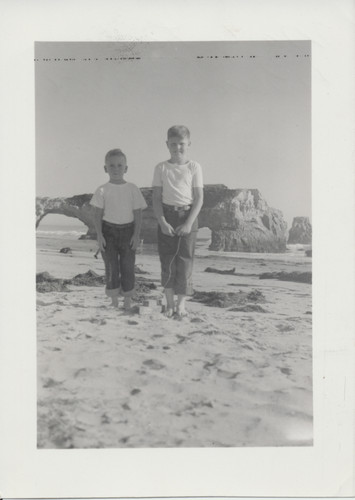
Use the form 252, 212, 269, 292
130, 208, 142, 250
175, 187, 204, 236
93, 207, 106, 251
152, 186, 175, 236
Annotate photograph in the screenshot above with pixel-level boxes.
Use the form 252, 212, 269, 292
1, 1, 353, 498
35, 40, 313, 449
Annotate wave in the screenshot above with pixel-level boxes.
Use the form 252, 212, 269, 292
36, 229, 86, 239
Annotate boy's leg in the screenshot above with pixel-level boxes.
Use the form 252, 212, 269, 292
102, 223, 121, 306
158, 225, 180, 315
176, 294, 187, 316
119, 225, 136, 310
175, 228, 198, 315
164, 288, 175, 317
157, 226, 178, 290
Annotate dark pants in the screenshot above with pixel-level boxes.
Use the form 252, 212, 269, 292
101, 221, 135, 297
157, 206, 198, 295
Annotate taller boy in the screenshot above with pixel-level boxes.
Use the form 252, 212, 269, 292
152, 125, 204, 317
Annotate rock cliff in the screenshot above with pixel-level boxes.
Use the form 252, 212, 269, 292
36, 185, 288, 252
287, 217, 312, 244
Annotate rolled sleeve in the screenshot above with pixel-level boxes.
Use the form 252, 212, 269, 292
152, 164, 162, 187
132, 185, 148, 210
192, 162, 204, 188
90, 186, 104, 209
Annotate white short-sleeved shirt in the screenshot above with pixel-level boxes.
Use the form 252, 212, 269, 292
90, 182, 147, 224
152, 160, 203, 206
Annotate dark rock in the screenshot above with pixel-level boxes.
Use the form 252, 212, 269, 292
259, 271, 312, 284
36, 185, 288, 252
59, 247, 72, 254
288, 217, 312, 244
305, 249, 312, 257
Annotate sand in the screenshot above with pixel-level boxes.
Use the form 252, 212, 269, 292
36, 235, 312, 448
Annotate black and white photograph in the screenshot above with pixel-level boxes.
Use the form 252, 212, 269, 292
1, 1, 354, 498
35, 40, 312, 449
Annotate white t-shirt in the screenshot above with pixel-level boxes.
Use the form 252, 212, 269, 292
90, 182, 147, 224
152, 160, 203, 206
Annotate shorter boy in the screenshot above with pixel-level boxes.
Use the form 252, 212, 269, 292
152, 125, 203, 318
90, 149, 147, 310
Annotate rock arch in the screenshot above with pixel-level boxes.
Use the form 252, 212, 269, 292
36, 185, 287, 252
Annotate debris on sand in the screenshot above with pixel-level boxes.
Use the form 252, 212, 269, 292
191, 289, 266, 308
228, 304, 268, 313
133, 281, 157, 302
135, 265, 148, 274
259, 271, 312, 284
67, 270, 105, 287
205, 267, 258, 277
205, 267, 236, 275
59, 247, 72, 254
36, 270, 157, 297
36, 272, 69, 293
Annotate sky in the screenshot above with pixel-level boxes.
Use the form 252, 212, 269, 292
35, 41, 311, 227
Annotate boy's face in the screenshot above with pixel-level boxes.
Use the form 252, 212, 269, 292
104, 154, 127, 183
166, 135, 191, 163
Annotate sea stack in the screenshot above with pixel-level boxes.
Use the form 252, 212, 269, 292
287, 217, 312, 244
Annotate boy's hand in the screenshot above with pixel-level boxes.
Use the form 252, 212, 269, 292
98, 235, 106, 252
130, 234, 140, 250
175, 222, 192, 236
160, 221, 175, 237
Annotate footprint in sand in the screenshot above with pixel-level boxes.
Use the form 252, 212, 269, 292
190, 317, 204, 323
143, 359, 166, 370
74, 368, 87, 378
279, 366, 292, 376
79, 317, 107, 325
42, 377, 62, 388
120, 436, 130, 444
217, 368, 240, 379
276, 323, 295, 332
127, 320, 139, 325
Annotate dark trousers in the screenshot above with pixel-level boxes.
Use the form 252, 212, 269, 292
157, 207, 198, 295
101, 221, 135, 297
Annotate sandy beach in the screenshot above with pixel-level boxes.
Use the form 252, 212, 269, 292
36, 229, 312, 448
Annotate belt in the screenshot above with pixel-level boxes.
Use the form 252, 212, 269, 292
102, 220, 134, 228
163, 203, 192, 212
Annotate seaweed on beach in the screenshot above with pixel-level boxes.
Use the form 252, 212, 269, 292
36, 270, 157, 298
67, 270, 105, 287
205, 267, 236, 275
228, 304, 268, 313
36, 272, 69, 293
259, 271, 312, 284
191, 289, 266, 308
133, 280, 157, 302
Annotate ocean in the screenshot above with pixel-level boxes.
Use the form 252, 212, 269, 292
36, 223, 311, 261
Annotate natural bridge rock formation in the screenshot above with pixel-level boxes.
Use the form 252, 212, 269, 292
36, 185, 288, 252
287, 216, 312, 244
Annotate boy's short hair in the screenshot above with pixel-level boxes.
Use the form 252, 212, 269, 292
167, 125, 190, 140
105, 148, 127, 163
